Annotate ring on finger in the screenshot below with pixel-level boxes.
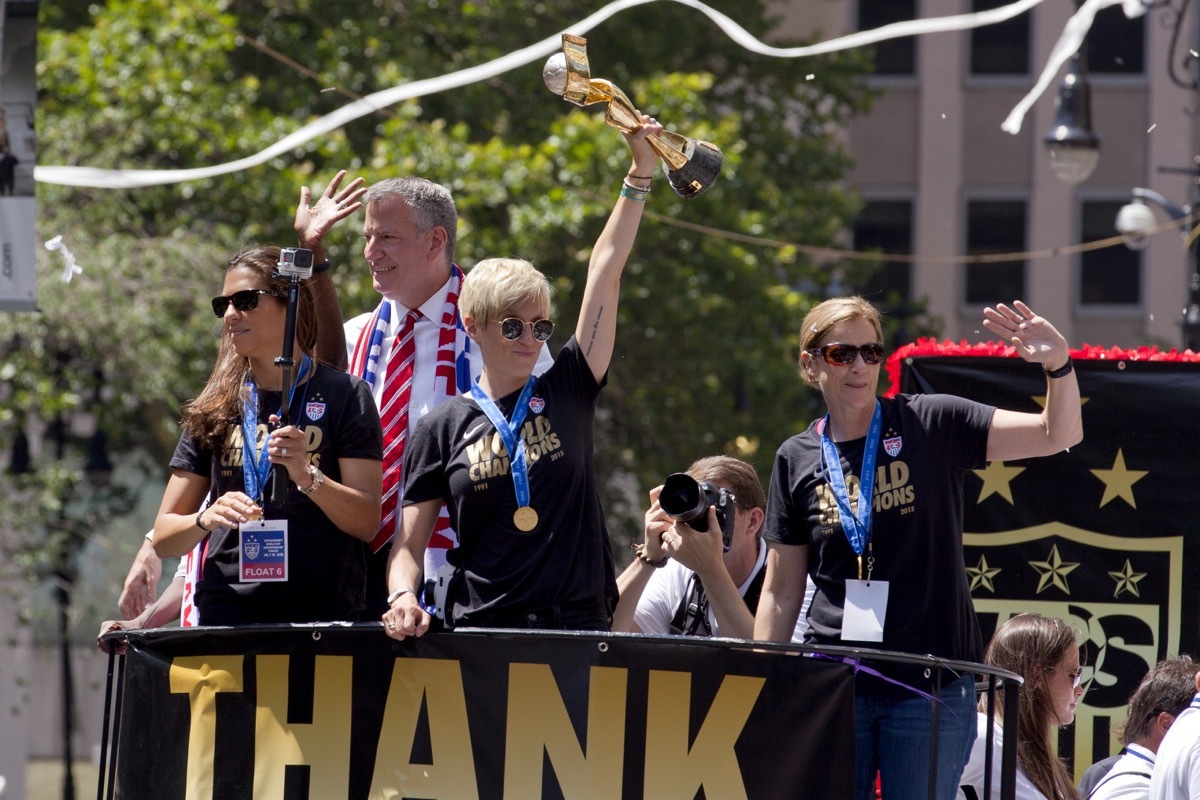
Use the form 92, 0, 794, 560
281, 448, 288, 457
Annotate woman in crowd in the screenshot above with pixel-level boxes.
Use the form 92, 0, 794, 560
753, 295, 1083, 800
153, 245, 382, 625
381, 118, 662, 637
958, 613, 1085, 800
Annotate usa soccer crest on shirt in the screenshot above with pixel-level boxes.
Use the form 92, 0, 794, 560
528, 396, 546, 415
883, 435, 902, 457
306, 401, 326, 421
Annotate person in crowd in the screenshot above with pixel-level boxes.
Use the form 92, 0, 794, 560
381, 118, 661, 638
0, 146, 18, 195
295, 172, 552, 618
97, 571, 184, 655
1081, 655, 1198, 800
1147, 662, 1200, 800
611, 455, 810, 640
958, 613, 1085, 800
117, 533, 161, 619
753, 295, 1083, 800
152, 245, 382, 625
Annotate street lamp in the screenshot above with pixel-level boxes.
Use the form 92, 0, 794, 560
1043, 48, 1100, 185
1115, 177, 1200, 350
7, 409, 113, 800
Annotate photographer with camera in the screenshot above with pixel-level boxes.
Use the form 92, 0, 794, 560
612, 456, 809, 641
152, 245, 383, 625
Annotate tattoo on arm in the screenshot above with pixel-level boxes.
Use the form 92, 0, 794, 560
584, 306, 604, 357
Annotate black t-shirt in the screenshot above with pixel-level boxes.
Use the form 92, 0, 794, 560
403, 337, 617, 626
169, 363, 382, 625
765, 393, 994, 669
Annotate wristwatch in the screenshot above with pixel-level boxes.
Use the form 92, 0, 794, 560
298, 465, 325, 496
387, 587, 416, 606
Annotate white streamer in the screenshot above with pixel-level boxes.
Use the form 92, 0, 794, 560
35, 0, 1053, 189
1001, 0, 1131, 134
45, 235, 83, 282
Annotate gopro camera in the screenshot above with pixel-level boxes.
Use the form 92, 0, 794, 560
277, 247, 315, 278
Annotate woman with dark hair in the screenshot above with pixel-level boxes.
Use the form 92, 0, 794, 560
958, 612, 1085, 800
153, 245, 382, 625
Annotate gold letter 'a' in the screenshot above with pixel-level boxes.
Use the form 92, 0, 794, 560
368, 658, 479, 799
169, 656, 245, 800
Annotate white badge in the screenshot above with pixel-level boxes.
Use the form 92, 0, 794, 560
238, 519, 289, 582
433, 562, 456, 620
842, 579, 889, 642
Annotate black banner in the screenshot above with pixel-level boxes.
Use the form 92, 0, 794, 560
891, 342, 1200, 772
110, 626, 855, 800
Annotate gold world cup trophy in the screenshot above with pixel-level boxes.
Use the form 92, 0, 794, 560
543, 33, 723, 198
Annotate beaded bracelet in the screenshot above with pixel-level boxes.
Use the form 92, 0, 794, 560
620, 178, 651, 203
630, 541, 668, 568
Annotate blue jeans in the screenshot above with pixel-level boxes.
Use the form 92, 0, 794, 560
854, 672, 977, 800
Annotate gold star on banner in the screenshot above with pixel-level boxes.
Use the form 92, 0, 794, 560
1030, 544, 1079, 594
973, 461, 1026, 504
1108, 559, 1148, 599
965, 555, 1002, 592
1091, 449, 1149, 509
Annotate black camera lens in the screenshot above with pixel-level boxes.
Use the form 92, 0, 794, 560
660, 473, 710, 532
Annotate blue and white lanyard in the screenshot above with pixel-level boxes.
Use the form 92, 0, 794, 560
819, 400, 883, 580
469, 376, 538, 512
241, 355, 311, 503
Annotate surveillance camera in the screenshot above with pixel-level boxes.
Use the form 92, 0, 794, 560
1115, 202, 1156, 251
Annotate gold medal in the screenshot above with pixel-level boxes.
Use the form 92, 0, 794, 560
513, 506, 539, 531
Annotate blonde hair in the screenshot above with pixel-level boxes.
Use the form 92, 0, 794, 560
797, 296, 884, 387
460, 258, 553, 325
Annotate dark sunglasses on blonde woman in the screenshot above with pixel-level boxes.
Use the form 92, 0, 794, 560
807, 342, 887, 366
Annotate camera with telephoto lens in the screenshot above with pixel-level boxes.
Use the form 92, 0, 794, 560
277, 247, 315, 278
659, 473, 736, 550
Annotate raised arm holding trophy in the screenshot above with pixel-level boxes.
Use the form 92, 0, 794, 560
543, 33, 723, 198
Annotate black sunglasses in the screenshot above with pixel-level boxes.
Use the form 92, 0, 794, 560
495, 318, 554, 342
211, 289, 286, 318
807, 342, 886, 367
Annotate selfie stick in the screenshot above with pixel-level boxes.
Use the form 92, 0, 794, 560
266, 248, 312, 510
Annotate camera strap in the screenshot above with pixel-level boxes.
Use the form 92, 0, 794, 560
670, 574, 713, 637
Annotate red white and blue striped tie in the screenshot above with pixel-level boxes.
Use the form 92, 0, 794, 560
370, 309, 420, 552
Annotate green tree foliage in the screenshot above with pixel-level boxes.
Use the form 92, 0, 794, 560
3, 0, 907, 583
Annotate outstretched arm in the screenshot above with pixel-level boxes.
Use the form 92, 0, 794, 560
981, 300, 1083, 461
575, 117, 662, 382
295, 170, 367, 370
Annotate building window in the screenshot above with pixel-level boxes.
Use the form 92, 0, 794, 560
965, 200, 1026, 304
1086, 3, 1144, 74
852, 201, 913, 302
970, 0, 1030, 75
1080, 200, 1141, 305
858, 0, 916, 76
